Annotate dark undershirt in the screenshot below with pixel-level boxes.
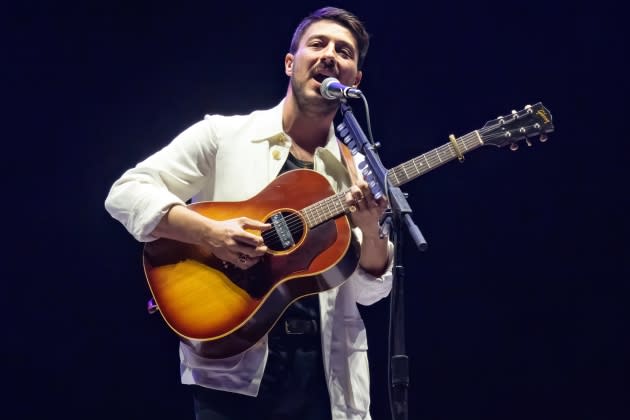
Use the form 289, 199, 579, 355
268, 153, 320, 339
256, 153, 330, 414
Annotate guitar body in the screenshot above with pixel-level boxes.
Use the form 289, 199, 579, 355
143, 169, 359, 358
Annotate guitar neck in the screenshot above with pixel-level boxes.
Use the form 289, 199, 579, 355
388, 129, 484, 187
300, 130, 484, 228
302, 190, 349, 228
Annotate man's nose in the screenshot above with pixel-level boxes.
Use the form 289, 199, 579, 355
321, 44, 337, 67
322, 43, 337, 59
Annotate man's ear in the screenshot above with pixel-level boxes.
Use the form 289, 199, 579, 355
353, 70, 363, 87
285, 53, 294, 77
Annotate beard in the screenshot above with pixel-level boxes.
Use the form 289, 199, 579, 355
289, 73, 339, 117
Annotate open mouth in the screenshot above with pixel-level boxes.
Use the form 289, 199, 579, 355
313, 73, 333, 84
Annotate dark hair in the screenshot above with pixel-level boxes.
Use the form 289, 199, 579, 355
289, 7, 370, 69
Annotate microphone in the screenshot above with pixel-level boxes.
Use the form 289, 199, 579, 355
320, 77, 362, 100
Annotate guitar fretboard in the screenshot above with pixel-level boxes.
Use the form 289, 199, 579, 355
388, 130, 483, 187
299, 130, 484, 228
302, 191, 349, 228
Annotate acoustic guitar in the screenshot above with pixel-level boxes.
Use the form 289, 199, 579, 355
143, 103, 554, 358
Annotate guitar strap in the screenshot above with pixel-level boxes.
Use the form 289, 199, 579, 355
338, 140, 361, 186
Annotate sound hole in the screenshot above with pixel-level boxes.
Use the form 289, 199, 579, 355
263, 210, 305, 252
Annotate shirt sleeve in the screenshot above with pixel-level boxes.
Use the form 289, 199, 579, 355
104, 119, 218, 242
344, 227, 395, 306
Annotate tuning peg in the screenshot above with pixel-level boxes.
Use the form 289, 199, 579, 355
525, 138, 532, 147
524, 104, 532, 109
539, 134, 548, 143
510, 143, 519, 151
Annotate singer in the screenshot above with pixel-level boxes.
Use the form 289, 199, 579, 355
105, 6, 393, 420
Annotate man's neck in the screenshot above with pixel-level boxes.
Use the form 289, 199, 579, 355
282, 90, 338, 156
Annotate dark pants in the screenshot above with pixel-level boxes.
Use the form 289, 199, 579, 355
192, 327, 332, 420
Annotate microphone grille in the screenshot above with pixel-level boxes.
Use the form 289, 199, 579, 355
320, 77, 340, 100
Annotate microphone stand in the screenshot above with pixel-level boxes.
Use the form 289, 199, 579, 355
337, 100, 427, 420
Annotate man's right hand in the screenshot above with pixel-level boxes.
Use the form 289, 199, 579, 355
204, 217, 270, 269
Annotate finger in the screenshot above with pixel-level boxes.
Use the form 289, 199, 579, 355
365, 190, 386, 208
240, 217, 272, 232
233, 230, 267, 247
346, 186, 363, 204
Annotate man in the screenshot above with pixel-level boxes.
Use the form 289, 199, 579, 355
105, 6, 393, 419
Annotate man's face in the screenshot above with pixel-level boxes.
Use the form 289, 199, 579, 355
285, 20, 362, 109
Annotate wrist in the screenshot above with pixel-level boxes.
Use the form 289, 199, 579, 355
361, 230, 387, 241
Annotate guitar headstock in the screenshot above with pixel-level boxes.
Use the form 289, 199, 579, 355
480, 103, 554, 150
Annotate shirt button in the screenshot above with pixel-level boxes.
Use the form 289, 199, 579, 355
272, 149, 282, 160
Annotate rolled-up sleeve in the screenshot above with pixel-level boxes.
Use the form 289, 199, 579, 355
104, 119, 218, 242
344, 228, 395, 306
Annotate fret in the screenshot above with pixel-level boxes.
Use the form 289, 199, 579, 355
431, 149, 442, 166
324, 197, 333, 221
437, 149, 446, 162
458, 136, 469, 151
305, 207, 316, 226
404, 161, 414, 179
415, 158, 427, 175
435, 147, 444, 163
474, 130, 483, 145
400, 161, 410, 181
391, 167, 401, 186
411, 157, 421, 175
422, 154, 431, 170
303, 208, 313, 226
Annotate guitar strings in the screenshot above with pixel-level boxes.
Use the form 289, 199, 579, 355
260, 191, 350, 248
261, 123, 537, 248
390, 131, 480, 182
262, 192, 347, 234
263, 131, 485, 245
390, 124, 538, 183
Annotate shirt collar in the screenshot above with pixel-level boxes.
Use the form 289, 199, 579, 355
251, 99, 342, 161
250, 99, 287, 144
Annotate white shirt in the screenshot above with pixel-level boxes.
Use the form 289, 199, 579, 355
104, 100, 393, 419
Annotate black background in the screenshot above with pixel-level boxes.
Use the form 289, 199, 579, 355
4, 0, 628, 419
